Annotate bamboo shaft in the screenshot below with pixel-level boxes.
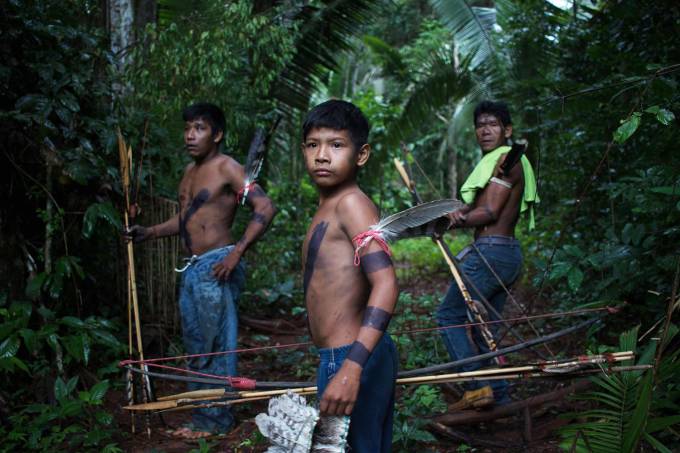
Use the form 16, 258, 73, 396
132, 352, 634, 411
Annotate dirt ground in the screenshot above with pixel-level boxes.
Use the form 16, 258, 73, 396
112, 277, 591, 452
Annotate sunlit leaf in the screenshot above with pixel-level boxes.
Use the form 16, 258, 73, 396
613, 112, 641, 144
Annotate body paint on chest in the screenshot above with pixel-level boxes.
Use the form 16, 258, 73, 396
179, 189, 210, 254
303, 221, 329, 296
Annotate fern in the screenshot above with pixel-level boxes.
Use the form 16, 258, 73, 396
560, 325, 680, 452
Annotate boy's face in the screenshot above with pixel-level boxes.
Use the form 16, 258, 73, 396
184, 118, 222, 159
302, 127, 369, 189
475, 113, 512, 153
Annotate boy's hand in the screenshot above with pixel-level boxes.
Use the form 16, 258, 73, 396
319, 361, 362, 416
123, 225, 152, 243
212, 251, 241, 281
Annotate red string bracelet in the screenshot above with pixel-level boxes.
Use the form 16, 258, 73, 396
352, 230, 391, 266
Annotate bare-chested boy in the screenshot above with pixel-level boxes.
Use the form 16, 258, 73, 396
301, 100, 399, 452
437, 100, 538, 410
125, 103, 275, 438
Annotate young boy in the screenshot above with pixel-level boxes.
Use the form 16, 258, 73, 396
125, 103, 276, 439
301, 100, 399, 452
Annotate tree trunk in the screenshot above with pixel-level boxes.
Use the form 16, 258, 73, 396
109, 0, 135, 68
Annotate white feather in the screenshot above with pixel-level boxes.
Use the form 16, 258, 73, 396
372, 199, 464, 242
256, 392, 350, 453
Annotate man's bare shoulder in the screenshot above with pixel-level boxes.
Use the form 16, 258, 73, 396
210, 153, 245, 183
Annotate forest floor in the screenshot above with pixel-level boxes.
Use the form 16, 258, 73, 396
111, 274, 591, 452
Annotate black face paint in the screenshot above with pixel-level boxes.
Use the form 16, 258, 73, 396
251, 212, 267, 226
179, 189, 210, 254
303, 221, 328, 296
362, 306, 392, 332
360, 251, 393, 274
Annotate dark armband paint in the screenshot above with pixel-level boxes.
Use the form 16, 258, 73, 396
362, 306, 392, 332
359, 250, 393, 274
251, 211, 268, 226
346, 341, 371, 368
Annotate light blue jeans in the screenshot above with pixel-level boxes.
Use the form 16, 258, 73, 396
178, 245, 245, 432
436, 236, 522, 401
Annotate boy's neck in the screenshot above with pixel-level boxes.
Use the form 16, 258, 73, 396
317, 179, 359, 204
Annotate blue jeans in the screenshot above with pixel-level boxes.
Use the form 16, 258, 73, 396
436, 236, 522, 400
317, 335, 398, 453
178, 245, 246, 432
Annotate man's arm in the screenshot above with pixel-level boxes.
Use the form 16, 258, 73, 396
450, 157, 522, 228
212, 160, 276, 281
124, 214, 180, 243
319, 192, 399, 416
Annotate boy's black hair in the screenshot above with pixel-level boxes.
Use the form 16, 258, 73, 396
182, 102, 226, 142
302, 99, 370, 151
473, 100, 512, 128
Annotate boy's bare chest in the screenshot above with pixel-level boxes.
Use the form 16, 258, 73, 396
302, 216, 351, 266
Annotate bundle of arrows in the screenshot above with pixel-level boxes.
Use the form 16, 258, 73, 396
124, 351, 644, 413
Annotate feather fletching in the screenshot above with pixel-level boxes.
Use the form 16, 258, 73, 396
256, 391, 350, 452
244, 128, 267, 186
371, 199, 465, 242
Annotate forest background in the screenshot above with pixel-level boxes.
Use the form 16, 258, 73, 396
1, 0, 679, 451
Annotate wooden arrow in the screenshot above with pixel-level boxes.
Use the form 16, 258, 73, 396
124, 352, 635, 412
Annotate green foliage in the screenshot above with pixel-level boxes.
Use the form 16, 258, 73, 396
560, 325, 680, 452
0, 376, 120, 453
393, 384, 446, 451
127, 0, 295, 146
82, 202, 122, 239
0, 292, 124, 451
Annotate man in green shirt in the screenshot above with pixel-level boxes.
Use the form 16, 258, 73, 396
437, 100, 538, 410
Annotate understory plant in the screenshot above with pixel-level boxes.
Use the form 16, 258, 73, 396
560, 324, 680, 452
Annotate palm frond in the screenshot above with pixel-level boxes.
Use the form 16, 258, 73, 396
273, 0, 380, 112
559, 326, 671, 453
430, 0, 508, 70
362, 35, 409, 82
384, 52, 474, 147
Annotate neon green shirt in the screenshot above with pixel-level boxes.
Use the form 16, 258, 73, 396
460, 145, 539, 230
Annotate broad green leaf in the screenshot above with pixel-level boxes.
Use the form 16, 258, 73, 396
66, 375, 79, 393
0, 337, 20, 358
613, 112, 641, 144
89, 380, 109, 403
655, 108, 675, 125
567, 267, 584, 291
649, 186, 680, 196
82, 201, 122, 238
19, 328, 37, 354
60, 400, 83, 417
63, 335, 85, 362
25, 273, 47, 300
61, 316, 86, 329
54, 377, 68, 401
